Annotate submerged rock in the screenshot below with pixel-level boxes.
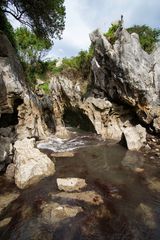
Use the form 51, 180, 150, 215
57, 178, 87, 192
51, 191, 104, 206
14, 138, 55, 189
40, 202, 83, 224
0, 217, 12, 228
136, 203, 156, 229
0, 192, 19, 214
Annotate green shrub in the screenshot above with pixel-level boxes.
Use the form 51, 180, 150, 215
104, 23, 120, 45
127, 25, 160, 53
38, 83, 50, 94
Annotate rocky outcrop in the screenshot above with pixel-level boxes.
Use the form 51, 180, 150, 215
50, 75, 146, 144
14, 138, 55, 189
90, 28, 160, 132
0, 32, 56, 176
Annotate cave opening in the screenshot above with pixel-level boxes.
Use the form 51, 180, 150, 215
63, 108, 96, 133
0, 98, 23, 128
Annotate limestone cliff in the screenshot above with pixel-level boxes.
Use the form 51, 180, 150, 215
0, 32, 55, 177
90, 28, 160, 133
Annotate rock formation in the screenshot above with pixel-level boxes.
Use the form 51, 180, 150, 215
0, 32, 56, 186
90, 28, 160, 133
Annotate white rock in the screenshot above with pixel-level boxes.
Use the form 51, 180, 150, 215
14, 138, 55, 189
57, 178, 87, 192
122, 124, 146, 151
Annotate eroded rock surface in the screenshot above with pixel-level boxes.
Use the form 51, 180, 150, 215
57, 178, 87, 192
90, 28, 160, 132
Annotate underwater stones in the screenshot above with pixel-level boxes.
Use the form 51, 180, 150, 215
136, 203, 156, 229
40, 202, 83, 225
52, 191, 104, 206
14, 138, 55, 189
57, 178, 87, 192
0, 192, 20, 214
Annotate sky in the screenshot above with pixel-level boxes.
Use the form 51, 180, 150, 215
9, 0, 160, 59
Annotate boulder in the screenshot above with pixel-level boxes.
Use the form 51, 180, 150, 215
14, 138, 55, 189
122, 124, 146, 150
57, 178, 87, 192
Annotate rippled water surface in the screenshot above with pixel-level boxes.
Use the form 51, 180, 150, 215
0, 128, 160, 240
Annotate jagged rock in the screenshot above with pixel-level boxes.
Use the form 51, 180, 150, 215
57, 178, 87, 192
0, 32, 55, 141
90, 28, 160, 129
40, 202, 83, 224
122, 124, 146, 150
14, 138, 55, 189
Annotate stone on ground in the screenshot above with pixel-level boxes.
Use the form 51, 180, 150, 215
57, 178, 87, 192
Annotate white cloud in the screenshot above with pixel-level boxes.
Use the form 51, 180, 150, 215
8, 0, 160, 58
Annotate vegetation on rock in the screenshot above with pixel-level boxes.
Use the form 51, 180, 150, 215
127, 25, 160, 54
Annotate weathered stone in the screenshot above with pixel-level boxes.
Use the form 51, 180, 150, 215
122, 125, 146, 150
14, 138, 55, 189
57, 178, 87, 192
40, 202, 83, 224
147, 177, 160, 193
90, 28, 160, 129
51, 152, 74, 157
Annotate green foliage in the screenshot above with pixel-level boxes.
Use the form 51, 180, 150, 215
38, 83, 50, 94
0, 10, 16, 47
15, 27, 51, 64
1, 0, 66, 41
104, 23, 120, 45
127, 25, 160, 53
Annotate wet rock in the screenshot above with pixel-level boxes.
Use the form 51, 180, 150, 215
122, 125, 146, 150
57, 178, 87, 192
136, 203, 156, 229
0, 217, 12, 228
52, 191, 104, 205
14, 138, 55, 189
147, 177, 160, 193
51, 152, 74, 157
0, 136, 12, 163
122, 150, 144, 170
40, 202, 83, 224
5, 163, 15, 181
0, 192, 19, 214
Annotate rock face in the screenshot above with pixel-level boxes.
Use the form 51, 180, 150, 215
14, 138, 55, 189
90, 28, 160, 132
50, 76, 139, 141
0, 32, 56, 174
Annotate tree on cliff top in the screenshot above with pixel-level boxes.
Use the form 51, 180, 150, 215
0, 0, 66, 41
127, 25, 160, 53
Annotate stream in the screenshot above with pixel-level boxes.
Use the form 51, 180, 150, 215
0, 128, 160, 240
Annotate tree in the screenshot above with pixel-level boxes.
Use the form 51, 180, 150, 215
0, 0, 65, 41
127, 25, 160, 53
15, 27, 51, 63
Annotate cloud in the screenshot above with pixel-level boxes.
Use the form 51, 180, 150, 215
8, 0, 160, 58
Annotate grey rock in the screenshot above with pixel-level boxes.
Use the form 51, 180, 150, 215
122, 124, 146, 151
90, 28, 160, 127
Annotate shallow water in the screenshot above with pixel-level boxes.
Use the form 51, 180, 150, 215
0, 128, 160, 240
